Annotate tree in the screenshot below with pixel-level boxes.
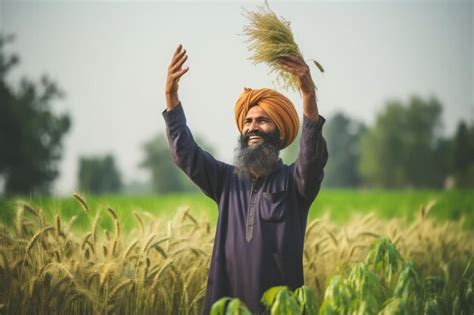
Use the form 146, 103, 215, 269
0, 34, 71, 195
323, 113, 366, 187
452, 120, 474, 187
77, 154, 123, 194
358, 96, 445, 188
140, 133, 215, 193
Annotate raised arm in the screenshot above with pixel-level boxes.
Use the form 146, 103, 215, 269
163, 45, 229, 202
279, 55, 328, 204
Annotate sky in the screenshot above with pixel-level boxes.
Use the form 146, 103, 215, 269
1, 0, 473, 195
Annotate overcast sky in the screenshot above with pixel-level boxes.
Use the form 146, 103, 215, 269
2, 0, 472, 195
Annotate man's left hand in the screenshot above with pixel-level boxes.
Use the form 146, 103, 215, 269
278, 55, 315, 97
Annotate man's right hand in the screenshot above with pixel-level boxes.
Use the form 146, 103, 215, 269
166, 44, 189, 111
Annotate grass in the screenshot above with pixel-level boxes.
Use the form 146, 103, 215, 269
312, 189, 474, 228
0, 189, 473, 232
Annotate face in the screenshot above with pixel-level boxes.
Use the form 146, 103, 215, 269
242, 106, 277, 147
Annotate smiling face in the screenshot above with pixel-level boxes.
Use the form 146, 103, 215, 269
242, 105, 277, 147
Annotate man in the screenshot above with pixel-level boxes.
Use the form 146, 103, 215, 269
163, 45, 328, 314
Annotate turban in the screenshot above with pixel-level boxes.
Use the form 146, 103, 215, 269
234, 88, 300, 149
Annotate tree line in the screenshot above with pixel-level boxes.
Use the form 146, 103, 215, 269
321, 98, 473, 189
1, 34, 473, 196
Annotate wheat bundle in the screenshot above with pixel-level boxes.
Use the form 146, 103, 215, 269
242, 2, 324, 92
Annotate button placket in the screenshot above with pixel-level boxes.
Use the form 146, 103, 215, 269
245, 181, 259, 243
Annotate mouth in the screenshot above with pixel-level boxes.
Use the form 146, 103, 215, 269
248, 136, 263, 145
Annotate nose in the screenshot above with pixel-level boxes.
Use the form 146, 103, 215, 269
247, 120, 260, 133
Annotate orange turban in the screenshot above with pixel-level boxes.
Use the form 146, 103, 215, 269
234, 88, 300, 149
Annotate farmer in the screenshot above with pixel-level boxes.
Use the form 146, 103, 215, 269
163, 44, 328, 314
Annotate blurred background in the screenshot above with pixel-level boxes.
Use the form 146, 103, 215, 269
0, 0, 472, 197
2, 3, 473, 312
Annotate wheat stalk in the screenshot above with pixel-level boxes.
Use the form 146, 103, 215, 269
25, 226, 54, 257
242, 1, 323, 92
73, 192, 89, 214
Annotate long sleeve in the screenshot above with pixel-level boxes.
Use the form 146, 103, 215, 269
292, 115, 328, 206
162, 103, 230, 202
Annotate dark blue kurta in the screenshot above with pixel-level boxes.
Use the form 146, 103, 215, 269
163, 103, 328, 314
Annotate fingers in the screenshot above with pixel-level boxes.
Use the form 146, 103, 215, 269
280, 63, 298, 75
280, 62, 305, 77
279, 55, 309, 76
168, 45, 189, 77
172, 53, 188, 72
166, 45, 189, 96
176, 66, 190, 78
279, 54, 303, 66
172, 44, 183, 59
171, 48, 187, 68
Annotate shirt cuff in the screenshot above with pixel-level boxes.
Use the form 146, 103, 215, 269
162, 102, 186, 126
302, 115, 326, 132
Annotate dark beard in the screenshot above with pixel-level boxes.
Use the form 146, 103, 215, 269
233, 129, 282, 180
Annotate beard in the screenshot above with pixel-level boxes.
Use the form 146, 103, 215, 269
233, 129, 282, 180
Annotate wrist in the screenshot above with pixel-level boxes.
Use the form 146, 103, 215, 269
166, 93, 180, 111
302, 91, 319, 121
302, 89, 316, 100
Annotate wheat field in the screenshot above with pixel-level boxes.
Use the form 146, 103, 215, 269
0, 195, 472, 314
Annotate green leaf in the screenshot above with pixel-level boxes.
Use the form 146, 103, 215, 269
226, 299, 251, 315
365, 237, 404, 286
210, 297, 232, 315
347, 263, 384, 313
261, 286, 288, 308
394, 261, 421, 300
379, 297, 410, 315
211, 297, 251, 315
271, 289, 301, 315
294, 286, 318, 315
225, 299, 240, 315
319, 276, 356, 315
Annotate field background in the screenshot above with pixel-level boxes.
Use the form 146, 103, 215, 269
1, 189, 473, 232
1, 189, 473, 314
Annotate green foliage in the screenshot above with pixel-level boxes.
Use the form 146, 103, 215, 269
261, 286, 289, 308
268, 287, 301, 315
294, 286, 318, 315
359, 96, 446, 188
347, 263, 385, 313
0, 34, 71, 195
0, 189, 473, 233
322, 113, 367, 188
319, 238, 439, 315
211, 286, 318, 315
453, 121, 474, 188
140, 133, 215, 194
210, 297, 251, 315
260, 286, 303, 314
319, 275, 357, 314
393, 261, 422, 312
77, 154, 122, 194
365, 237, 404, 286
379, 297, 411, 315
451, 258, 474, 315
